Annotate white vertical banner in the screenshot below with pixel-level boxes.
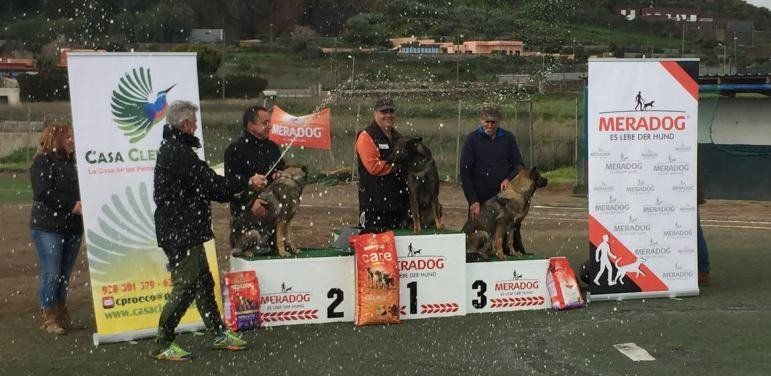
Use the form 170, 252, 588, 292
586, 58, 699, 300
67, 52, 223, 344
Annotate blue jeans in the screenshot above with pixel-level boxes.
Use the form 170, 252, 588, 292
697, 214, 710, 274
31, 229, 82, 309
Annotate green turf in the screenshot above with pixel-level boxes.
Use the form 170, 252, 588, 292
0, 173, 31, 204
238, 247, 354, 261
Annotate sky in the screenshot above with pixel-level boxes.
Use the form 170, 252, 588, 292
745, 0, 771, 10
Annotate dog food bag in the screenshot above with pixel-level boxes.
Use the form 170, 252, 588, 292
223, 271, 261, 331
352, 231, 401, 326
546, 257, 586, 310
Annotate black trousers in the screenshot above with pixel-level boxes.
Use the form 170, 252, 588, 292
359, 208, 407, 234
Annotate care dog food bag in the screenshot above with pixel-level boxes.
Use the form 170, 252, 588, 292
546, 257, 586, 310
352, 231, 400, 325
223, 270, 261, 331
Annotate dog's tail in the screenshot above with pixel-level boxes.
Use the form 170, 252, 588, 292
614, 257, 622, 268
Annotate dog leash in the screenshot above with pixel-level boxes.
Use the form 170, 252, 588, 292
265, 132, 301, 177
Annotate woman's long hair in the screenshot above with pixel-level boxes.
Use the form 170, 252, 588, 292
37, 121, 73, 157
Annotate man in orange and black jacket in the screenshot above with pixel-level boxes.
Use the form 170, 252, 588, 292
355, 97, 409, 233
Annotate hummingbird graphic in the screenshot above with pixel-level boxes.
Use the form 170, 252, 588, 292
111, 67, 176, 143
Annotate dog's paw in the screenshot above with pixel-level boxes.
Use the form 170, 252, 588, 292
277, 249, 292, 258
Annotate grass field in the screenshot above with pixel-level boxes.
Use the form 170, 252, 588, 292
0, 172, 30, 204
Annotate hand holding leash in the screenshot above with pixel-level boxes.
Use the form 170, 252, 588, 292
249, 174, 268, 190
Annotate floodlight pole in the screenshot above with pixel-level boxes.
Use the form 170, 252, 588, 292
681, 20, 685, 57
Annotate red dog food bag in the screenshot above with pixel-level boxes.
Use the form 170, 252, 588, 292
352, 231, 400, 326
547, 257, 585, 310
224, 271, 261, 331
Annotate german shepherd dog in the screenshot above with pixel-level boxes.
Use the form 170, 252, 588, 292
389, 136, 444, 232
463, 167, 548, 260
231, 165, 308, 258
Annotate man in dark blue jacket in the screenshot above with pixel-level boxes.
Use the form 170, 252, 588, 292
460, 104, 524, 221
153, 100, 266, 361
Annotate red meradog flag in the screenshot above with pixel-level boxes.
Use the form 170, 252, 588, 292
269, 106, 331, 150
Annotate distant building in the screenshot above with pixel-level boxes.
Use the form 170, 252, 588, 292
190, 28, 224, 43
613, 6, 638, 20
0, 58, 36, 77
58, 48, 107, 68
640, 7, 701, 22
399, 43, 441, 54
615, 6, 708, 23
392, 38, 524, 55
456, 41, 524, 55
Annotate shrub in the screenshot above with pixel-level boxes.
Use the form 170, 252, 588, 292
198, 74, 269, 99
17, 72, 70, 102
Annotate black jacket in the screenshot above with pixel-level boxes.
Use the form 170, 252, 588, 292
356, 122, 408, 213
460, 126, 524, 205
29, 152, 83, 235
153, 125, 240, 261
224, 131, 284, 218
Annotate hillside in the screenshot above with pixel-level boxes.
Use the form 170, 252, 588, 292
2, 0, 770, 53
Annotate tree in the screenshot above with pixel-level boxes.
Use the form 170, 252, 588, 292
343, 13, 391, 47
190, 45, 224, 74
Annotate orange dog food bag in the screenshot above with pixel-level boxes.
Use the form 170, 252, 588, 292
352, 231, 400, 325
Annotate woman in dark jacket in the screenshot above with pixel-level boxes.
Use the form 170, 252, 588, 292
29, 122, 83, 335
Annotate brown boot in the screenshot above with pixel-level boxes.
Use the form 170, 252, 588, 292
40, 308, 66, 335
55, 302, 79, 330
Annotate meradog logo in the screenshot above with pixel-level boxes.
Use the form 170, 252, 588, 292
111, 67, 176, 143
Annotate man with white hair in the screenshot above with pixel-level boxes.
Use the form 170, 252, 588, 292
152, 100, 266, 361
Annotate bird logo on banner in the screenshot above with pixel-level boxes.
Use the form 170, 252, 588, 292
111, 67, 176, 143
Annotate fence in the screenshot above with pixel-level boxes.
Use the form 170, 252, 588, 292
1, 95, 585, 180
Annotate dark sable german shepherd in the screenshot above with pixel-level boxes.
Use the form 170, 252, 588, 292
463, 167, 547, 260
231, 165, 308, 258
390, 136, 444, 232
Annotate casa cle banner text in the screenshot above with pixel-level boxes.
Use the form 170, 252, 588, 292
67, 52, 224, 345
586, 59, 699, 300
269, 106, 331, 150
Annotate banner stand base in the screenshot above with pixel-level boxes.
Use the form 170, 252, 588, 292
587, 289, 699, 302
92, 322, 205, 346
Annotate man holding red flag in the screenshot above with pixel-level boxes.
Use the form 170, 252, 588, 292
225, 105, 285, 255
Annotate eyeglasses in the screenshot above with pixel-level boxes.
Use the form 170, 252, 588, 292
379, 109, 395, 114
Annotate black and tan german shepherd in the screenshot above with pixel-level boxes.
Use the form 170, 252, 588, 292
231, 165, 308, 257
390, 136, 444, 233
463, 167, 547, 260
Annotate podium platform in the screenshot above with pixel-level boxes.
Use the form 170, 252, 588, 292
229, 231, 551, 327
466, 256, 551, 313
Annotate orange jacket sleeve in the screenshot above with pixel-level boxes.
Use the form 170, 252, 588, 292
355, 131, 393, 176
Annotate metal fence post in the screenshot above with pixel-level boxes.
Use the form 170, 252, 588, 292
351, 102, 361, 181
455, 99, 461, 182
529, 101, 534, 167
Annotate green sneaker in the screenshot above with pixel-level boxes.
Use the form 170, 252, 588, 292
153, 343, 192, 362
212, 330, 247, 351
